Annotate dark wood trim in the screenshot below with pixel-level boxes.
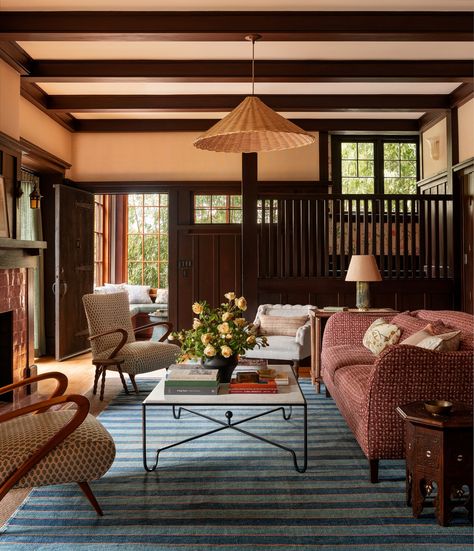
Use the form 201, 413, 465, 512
75, 118, 420, 133
24, 59, 474, 83
0, 42, 32, 75
417, 170, 448, 192
20, 82, 76, 132
47, 94, 449, 113
241, 153, 258, 318
0, 131, 22, 155
318, 132, 329, 184
20, 138, 71, 173
418, 111, 448, 133
449, 82, 474, 108
0, 11, 471, 41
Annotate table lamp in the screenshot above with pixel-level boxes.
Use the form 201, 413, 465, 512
345, 255, 382, 310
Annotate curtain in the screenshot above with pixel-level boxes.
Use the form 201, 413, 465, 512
19, 170, 46, 357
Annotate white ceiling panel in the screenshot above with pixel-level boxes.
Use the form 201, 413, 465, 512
72, 111, 424, 119
3, 0, 472, 11
38, 82, 461, 96
18, 41, 474, 61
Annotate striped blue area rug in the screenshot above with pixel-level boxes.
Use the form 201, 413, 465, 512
1, 380, 472, 550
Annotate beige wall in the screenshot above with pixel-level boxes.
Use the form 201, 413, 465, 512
422, 118, 447, 179
458, 98, 474, 163
19, 98, 73, 164
69, 131, 319, 181
0, 60, 20, 140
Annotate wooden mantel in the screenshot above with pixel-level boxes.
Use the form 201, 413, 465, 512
0, 238, 47, 269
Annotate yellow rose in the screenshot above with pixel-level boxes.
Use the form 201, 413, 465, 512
236, 297, 247, 311
192, 302, 203, 315
225, 333, 232, 340
224, 292, 236, 301
193, 318, 202, 329
217, 322, 230, 334
234, 317, 247, 327
222, 312, 233, 321
201, 332, 213, 345
246, 335, 256, 345
221, 345, 233, 358
203, 344, 216, 357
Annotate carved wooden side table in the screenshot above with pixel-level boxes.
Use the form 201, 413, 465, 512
397, 401, 473, 526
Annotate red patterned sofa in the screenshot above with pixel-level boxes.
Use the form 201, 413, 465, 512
321, 310, 473, 482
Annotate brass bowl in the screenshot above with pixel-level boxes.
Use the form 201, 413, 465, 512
424, 400, 453, 416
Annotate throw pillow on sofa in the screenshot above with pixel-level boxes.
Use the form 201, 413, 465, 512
390, 311, 447, 339
124, 284, 152, 304
155, 288, 168, 304
363, 317, 401, 355
258, 314, 308, 337
400, 323, 437, 346
417, 330, 462, 352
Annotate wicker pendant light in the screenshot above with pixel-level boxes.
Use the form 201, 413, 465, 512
193, 35, 315, 153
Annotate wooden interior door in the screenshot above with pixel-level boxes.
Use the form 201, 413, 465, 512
462, 173, 474, 314
54, 184, 94, 360
176, 227, 241, 330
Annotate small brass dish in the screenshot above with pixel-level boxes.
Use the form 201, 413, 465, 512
424, 400, 453, 416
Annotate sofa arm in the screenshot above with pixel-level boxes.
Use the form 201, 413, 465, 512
363, 345, 473, 458
295, 323, 311, 346
322, 311, 396, 349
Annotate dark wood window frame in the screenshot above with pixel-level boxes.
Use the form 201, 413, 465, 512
93, 194, 110, 287
331, 135, 420, 195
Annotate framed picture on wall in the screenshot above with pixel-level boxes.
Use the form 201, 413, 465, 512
0, 176, 10, 238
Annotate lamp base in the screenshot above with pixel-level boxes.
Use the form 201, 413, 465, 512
356, 281, 370, 311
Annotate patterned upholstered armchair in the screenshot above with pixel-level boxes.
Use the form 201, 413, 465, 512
243, 304, 315, 377
0, 372, 115, 515
83, 292, 179, 399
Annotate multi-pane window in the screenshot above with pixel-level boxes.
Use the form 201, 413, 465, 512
333, 136, 419, 195
194, 194, 242, 223
94, 195, 105, 287
126, 194, 168, 288
383, 142, 417, 194
194, 194, 279, 224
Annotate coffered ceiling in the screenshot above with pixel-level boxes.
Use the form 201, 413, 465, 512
0, 2, 472, 133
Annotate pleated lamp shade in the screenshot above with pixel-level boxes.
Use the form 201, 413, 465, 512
193, 96, 316, 153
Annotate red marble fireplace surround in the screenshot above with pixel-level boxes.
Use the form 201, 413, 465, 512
0, 268, 28, 396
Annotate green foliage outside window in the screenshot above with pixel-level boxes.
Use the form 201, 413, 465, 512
127, 194, 168, 288
341, 142, 375, 194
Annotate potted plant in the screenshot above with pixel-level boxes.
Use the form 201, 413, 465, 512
171, 292, 268, 382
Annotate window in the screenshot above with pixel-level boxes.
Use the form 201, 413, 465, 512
94, 195, 106, 287
333, 136, 419, 195
194, 194, 242, 223
194, 194, 278, 224
126, 194, 168, 288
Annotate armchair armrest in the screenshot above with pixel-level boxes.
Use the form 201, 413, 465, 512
89, 328, 128, 359
134, 321, 173, 342
0, 372, 68, 415
322, 311, 396, 348
0, 393, 90, 501
295, 323, 311, 346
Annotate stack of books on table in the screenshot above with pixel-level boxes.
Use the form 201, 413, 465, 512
165, 364, 220, 395
228, 379, 278, 394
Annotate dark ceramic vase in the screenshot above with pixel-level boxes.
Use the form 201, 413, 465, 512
201, 354, 238, 383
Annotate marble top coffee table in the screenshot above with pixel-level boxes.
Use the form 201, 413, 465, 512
142, 364, 307, 473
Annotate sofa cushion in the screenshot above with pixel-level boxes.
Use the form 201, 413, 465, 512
400, 324, 436, 346
333, 364, 373, 414
322, 344, 375, 383
390, 311, 448, 340
124, 284, 152, 304
244, 335, 308, 361
414, 310, 474, 350
259, 314, 308, 337
417, 330, 462, 352
362, 318, 401, 355
155, 288, 168, 304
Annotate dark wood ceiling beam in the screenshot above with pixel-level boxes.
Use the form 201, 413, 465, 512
23, 60, 473, 83
46, 93, 449, 112
0, 11, 472, 41
75, 118, 419, 133
0, 42, 32, 75
21, 82, 76, 132
449, 82, 474, 107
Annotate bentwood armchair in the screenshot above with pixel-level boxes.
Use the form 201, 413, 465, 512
0, 372, 115, 515
83, 292, 179, 399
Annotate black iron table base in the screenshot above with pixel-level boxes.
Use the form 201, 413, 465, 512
142, 403, 307, 473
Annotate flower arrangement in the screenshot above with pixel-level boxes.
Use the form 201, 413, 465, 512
171, 292, 268, 363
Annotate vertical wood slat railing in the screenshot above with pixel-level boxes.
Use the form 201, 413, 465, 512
257, 194, 453, 280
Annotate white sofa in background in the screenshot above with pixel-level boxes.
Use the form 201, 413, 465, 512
94, 284, 169, 320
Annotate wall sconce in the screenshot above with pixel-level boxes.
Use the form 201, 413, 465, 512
29, 183, 42, 209
425, 136, 440, 160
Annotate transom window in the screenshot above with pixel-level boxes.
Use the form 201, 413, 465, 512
126, 194, 168, 288
194, 194, 279, 224
333, 136, 419, 195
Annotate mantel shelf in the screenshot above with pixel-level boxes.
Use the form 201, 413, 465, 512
0, 238, 47, 251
